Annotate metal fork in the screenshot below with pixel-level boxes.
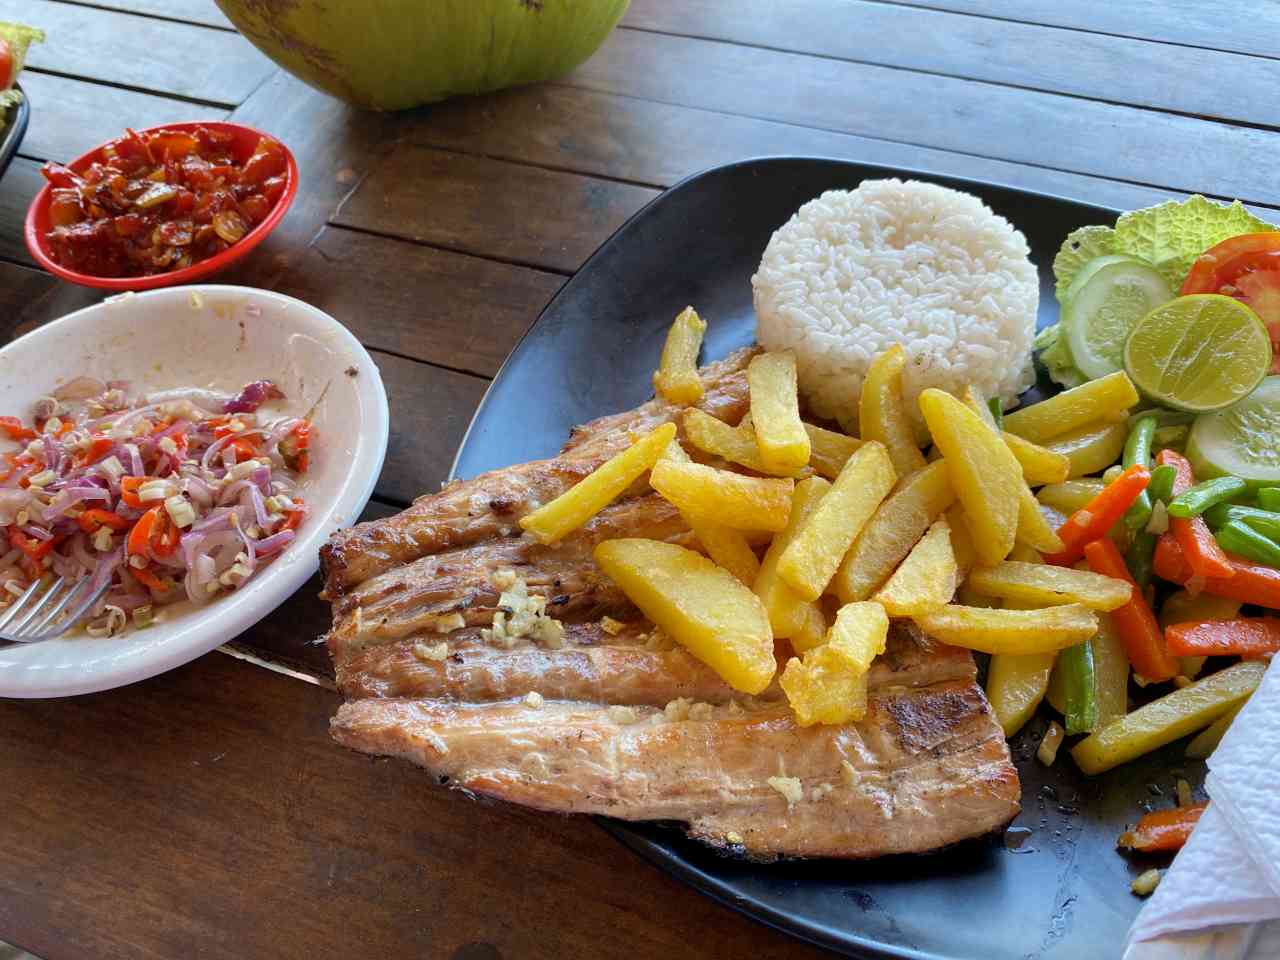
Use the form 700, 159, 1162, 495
0, 576, 110, 645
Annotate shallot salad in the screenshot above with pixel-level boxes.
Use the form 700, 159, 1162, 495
0, 376, 312, 637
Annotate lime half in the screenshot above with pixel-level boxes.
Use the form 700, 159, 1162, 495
1062, 255, 1173, 380
1123, 294, 1272, 412
1187, 375, 1280, 486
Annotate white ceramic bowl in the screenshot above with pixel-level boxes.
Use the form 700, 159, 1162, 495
0, 285, 388, 698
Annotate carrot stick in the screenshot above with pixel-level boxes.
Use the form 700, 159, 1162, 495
1045, 464, 1151, 565
1154, 534, 1280, 610
1166, 618, 1280, 659
1156, 450, 1235, 580
127, 506, 161, 557
1084, 538, 1178, 681
1118, 802, 1208, 853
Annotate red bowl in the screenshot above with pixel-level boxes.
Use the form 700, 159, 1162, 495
24, 120, 298, 291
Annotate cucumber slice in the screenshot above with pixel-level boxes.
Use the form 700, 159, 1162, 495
1061, 255, 1173, 380
1186, 376, 1280, 487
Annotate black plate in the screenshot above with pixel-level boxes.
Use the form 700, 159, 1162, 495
452, 158, 1194, 959
0, 83, 30, 182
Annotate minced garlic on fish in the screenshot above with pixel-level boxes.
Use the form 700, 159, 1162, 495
435, 612, 466, 633
481, 569, 565, 649
768, 776, 804, 807
413, 641, 449, 663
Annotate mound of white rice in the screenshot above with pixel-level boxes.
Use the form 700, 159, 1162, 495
752, 179, 1039, 431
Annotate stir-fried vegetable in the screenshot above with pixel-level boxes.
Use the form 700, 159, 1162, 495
1168, 476, 1249, 518
1156, 449, 1236, 579
913, 603, 1098, 655
1165, 618, 1280, 658
1122, 414, 1159, 533
1118, 803, 1208, 854
1058, 640, 1098, 735
1003, 371, 1139, 444
1215, 520, 1280, 567
1084, 538, 1178, 681
1204, 503, 1280, 543
1125, 463, 1178, 590
0, 377, 311, 637
1045, 464, 1150, 565
1154, 534, 1280, 608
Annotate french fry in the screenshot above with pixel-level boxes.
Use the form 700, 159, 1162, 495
754, 477, 831, 641
1037, 480, 1106, 515
1016, 486, 1067, 554
987, 652, 1056, 736
789, 602, 830, 654
1071, 661, 1266, 774
519, 422, 676, 544
919, 389, 1022, 565
748, 350, 810, 472
658, 439, 760, 584
777, 442, 897, 601
944, 504, 978, 577
780, 601, 889, 726
682, 408, 800, 476
1044, 420, 1129, 479
1007, 543, 1042, 564
859, 344, 926, 477
1003, 371, 1140, 444
872, 518, 958, 616
652, 306, 706, 405
803, 422, 863, 478
833, 460, 956, 602
1185, 701, 1245, 759
594, 538, 775, 695
961, 386, 1070, 485
650, 460, 793, 532
967, 561, 1133, 611
913, 603, 1098, 655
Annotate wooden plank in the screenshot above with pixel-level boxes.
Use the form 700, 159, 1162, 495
16, 71, 228, 163
54, 0, 234, 30
884, 1, 1280, 61
0, 259, 103, 344
0, 653, 830, 960
371, 348, 488, 506
622, 0, 1280, 129
7, 0, 274, 106
0, 158, 41, 267
334, 147, 660, 273
409, 83, 1183, 212
564, 28, 1280, 207
271, 226, 561, 377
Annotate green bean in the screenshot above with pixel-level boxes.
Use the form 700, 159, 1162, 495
1147, 464, 1177, 505
1215, 520, 1280, 568
1126, 531, 1157, 589
1259, 488, 1280, 512
1203, 504, 1280, 543
1168, 476, 1249, 518
987, 397, 1004, 430
1125, 408, 1195, 429
1059, 640, 1098, 736
1122, 415, 1159, 533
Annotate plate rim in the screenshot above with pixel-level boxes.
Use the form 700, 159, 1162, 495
448, 155, 1129, 959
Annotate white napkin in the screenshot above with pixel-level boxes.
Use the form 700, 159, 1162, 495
1124, 662, 1279, 959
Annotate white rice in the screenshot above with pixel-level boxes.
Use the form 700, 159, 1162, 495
752, 179, 1039, 431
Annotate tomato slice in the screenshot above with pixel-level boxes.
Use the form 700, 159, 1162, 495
0, 39, 12, 91
1181, 232, 1280, 371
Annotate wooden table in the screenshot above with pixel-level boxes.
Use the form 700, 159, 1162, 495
1, 3, 1276, 957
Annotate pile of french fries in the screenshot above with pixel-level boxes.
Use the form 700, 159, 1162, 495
517, 309, 1264, 774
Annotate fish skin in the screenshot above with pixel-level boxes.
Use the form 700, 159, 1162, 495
320, 348, 756, 597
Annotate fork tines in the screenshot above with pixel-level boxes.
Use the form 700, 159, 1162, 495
0, 575, 109, 644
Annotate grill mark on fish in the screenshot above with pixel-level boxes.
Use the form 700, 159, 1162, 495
320, 348, 756, 597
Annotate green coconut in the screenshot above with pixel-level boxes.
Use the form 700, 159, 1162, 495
215, 0, 630, 111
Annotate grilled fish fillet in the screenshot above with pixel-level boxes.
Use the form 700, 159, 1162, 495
322, 349, 1021, 859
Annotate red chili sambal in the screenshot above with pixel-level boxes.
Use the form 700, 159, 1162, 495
40, 126, 288, 278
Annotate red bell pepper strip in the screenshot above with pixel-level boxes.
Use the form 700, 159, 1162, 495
77, 508, 130, 534
1084, 537, 1178, 681
282, 500, 306, 532
1156, 450, 1235, 580
127, 506, 161, 557
0, 416, 35, 442
131, 564, 173, 593
1166, 618, 1280, 659
79, 436, 115, 466
1118, 803, 1208, 854
1154, 534, 1280, 610
119, 476, 154, 509
8, 529, 60, 563
1046, 464, 1151, 565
